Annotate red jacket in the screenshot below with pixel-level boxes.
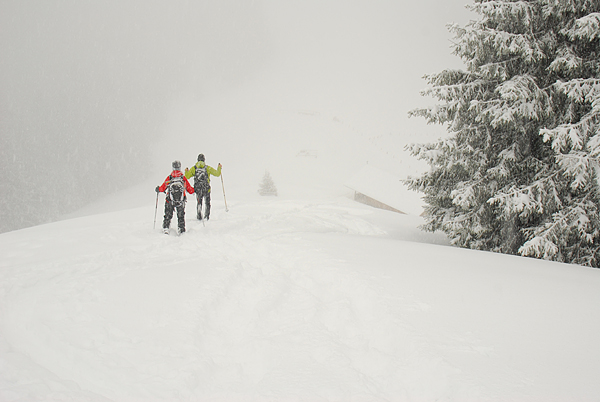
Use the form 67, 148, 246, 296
158, 170, 195, 194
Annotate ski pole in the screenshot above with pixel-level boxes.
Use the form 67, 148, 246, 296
153, 191, 159, 229
220, 171, 229, 212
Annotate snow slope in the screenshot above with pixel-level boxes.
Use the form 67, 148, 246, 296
1, 189, 600, 401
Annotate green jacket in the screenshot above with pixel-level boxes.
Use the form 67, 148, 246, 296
185, 161, 221, 192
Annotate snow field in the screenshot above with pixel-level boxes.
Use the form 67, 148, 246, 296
1, 195, 600, 401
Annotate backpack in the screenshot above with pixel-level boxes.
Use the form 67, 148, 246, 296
194, 164, 210, 193
167, 174, 186, 204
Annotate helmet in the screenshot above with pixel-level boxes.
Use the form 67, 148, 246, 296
172, 160, 181, 170
197, 153, 205, 162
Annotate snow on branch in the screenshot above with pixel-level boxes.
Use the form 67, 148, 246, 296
487, 146, 517, 179
520, 200, 600, 263
409, 104, 452, 125
554, 78, 600, 104
475, 75, 549, 126
587, 133, 600, 158
541, 110, 600, 152
488, 173, 562, 218
421, 79, 489, 103
543, 0, 599, 18
497, 75, 539, 102
547, 46, 583, 74
453, 25, 546, 67
561, 13, 600, 41
519, 235, 560, 259
469, 1, 535, 29
489, 185, 544, 217
451, 177, 484, 209
411, 70, 493, 124
406, 139, 456, 167
487, 29, 545, 61
555, 151, 594, 190
478, 57, 520, 80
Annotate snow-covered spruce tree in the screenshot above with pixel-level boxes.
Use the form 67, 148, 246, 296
406, 0, 600, 266
258, 171, 278, 196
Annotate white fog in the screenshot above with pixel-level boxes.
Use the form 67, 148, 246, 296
0, 0, 470, 232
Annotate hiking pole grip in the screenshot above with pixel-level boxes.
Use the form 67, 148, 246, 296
220, 172, 229, 212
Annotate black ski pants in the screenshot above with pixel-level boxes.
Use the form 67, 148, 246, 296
163, 199, 186, 231
196, 188, 211, 220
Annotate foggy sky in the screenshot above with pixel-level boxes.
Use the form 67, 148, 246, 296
0, 0, 472, 233
0, 0, 272, 232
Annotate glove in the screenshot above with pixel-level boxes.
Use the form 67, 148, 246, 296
155, 186, 160, 193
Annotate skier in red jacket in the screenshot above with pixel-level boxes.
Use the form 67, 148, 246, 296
155, 160, 195, 235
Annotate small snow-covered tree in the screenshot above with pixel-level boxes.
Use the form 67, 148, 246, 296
258, 171, 278, 196
407, 0, 600, 266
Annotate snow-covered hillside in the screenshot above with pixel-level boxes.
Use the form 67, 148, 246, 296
1, 189, 599, 401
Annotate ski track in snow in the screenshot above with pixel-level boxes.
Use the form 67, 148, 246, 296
1, 197, 600, 401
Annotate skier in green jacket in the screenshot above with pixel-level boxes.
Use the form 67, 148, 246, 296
185, 154, 222, 221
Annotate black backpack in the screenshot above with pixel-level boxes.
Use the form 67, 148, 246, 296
194, 164, 210, 192
167, 175, 186, 204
